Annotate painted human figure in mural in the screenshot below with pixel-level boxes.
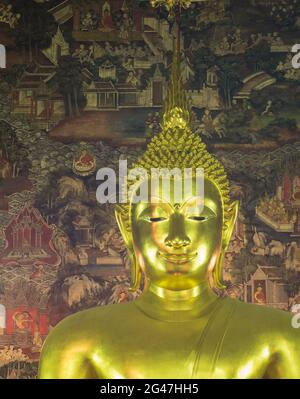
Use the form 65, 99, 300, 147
13, 311, 33, 332
81, 10, 97, 31
145, 112, 154, 138
201, 109, 214, 136
78, 247, 89, 266
100, 1, 114, 32
0, 149, 11, 179
0, 304, 5, 335
292, 176, 300, 200
118, 289, 129, 303
119, 10, 134, 39
123, 56, 135, 71
254, 285, 266, 305
286, 242, 300, 271
261, 100, 274, 116
126, 70, 140, 87
73, 44, 89, 64
32, 326, 43, 353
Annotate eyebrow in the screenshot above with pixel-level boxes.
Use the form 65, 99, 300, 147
180, 197, 219, 214
202, 198, 219, 215
135, 196, 220, 217
135, 201, 173, 218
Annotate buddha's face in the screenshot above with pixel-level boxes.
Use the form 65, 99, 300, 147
128, 177, 224, 291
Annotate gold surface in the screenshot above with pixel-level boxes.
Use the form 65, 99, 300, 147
39, 3, 300, 379
150, 0, 192, 12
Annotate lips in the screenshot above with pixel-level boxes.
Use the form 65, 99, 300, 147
158, 252, 197, 264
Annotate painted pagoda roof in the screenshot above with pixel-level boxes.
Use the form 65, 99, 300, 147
0, 206, 60, 267
256, 265, 284, 280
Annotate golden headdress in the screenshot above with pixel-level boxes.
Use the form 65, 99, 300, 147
117, 1, 234, 290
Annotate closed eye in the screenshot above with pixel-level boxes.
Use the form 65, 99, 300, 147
188, 216, 209, 221
147, 217, 168, 223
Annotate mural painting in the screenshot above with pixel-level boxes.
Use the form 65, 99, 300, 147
0, 0, 299, 378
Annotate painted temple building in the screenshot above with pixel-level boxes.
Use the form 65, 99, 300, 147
0, 206, 59, 267
256, 171, 300, 236
84, 63, 166, 110
244, 265, 289, 310
11, 63, 65, 131
187, 66, 223, 110
42, 26, 70, 66
0, 292, 48, 354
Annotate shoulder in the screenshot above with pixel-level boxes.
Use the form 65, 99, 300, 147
43, 302, 135, 347
227, 298, 300, 342
221, 298, 300, 378
39, 302, 136, 378
229, 298, 292, 326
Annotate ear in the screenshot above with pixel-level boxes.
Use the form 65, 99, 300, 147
115, 205, 132, 249
115, 205, 142, 292
222, 200, 239, 251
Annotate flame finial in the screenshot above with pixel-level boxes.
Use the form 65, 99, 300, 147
150, 0, 192, 14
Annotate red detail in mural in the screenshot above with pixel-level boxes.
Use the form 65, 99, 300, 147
133, 8, 142, 31
0, 206, 60, 267
39, 314, 48, 336
283, 174, 292, 204
6, 307, 36, 335
6, 307, 48, 336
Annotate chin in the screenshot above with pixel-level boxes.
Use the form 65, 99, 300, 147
155, 274, 202, 291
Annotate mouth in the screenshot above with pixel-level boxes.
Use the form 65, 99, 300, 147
168, 271, 187, 277
158, 252, 198, 265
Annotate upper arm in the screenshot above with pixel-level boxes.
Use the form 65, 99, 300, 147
264, 323, 300, 379
39, 349, 98, 379
38, 324, 98, 379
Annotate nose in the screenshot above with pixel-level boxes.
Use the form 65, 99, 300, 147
164, 213, 191, 249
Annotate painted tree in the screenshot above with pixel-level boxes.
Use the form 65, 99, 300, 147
55, 56, 85, 118
0, 121, 30, 178
245, 41, 282, 75
268, 0, 300, 31
216, 55, 242, 109
190, 46, 216, 88
285, 270, 300, 298
0, 64, 26, 87
192, 47, 242, 109
11, 0, 57, 63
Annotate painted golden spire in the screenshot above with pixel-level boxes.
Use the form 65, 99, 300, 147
150, 0, 192, 14
162, 38, 191, 130
151, 0, 192, 128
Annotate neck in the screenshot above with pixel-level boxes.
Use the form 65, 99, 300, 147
135, 280, 220, 322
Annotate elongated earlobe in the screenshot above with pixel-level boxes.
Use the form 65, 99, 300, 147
223, 201, 239, 251
115, 205, 132, 247
129, 253, 142, 292
212, 201, 239, 290
212, 250, 226, 290
115, 206, 142, 292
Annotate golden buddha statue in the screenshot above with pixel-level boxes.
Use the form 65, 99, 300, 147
39, 2, 300, 380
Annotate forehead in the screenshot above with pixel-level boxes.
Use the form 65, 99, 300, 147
130, 177, 223, 213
